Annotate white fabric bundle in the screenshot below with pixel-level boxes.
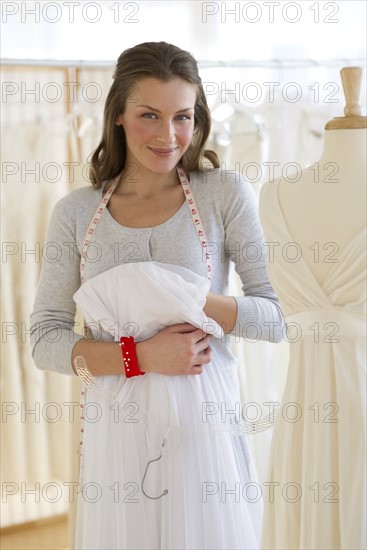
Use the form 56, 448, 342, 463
73, 261, 262, 550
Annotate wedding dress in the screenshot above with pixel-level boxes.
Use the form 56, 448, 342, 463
259, 178, 366, 549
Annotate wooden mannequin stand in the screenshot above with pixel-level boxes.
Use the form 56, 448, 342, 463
325, 66, 367, 129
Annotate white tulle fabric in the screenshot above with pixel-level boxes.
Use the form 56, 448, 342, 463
73, 261, 262, 550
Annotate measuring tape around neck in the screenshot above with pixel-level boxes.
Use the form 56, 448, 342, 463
80, 165, 212, 284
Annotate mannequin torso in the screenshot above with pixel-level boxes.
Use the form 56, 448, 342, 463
260, 67, 367, 550
277, 128, 366, 285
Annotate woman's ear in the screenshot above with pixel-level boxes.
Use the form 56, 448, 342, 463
115, 114, 124, 126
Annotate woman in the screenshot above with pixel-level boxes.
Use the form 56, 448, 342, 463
30, 41, 284, 550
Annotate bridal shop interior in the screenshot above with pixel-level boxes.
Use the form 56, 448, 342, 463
1, 1, 366, 549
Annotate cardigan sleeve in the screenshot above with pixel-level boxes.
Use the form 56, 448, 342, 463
29, 195, 84, 376
220, 172, 285, 343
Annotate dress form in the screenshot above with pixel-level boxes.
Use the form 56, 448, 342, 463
277, 67, 366, 285
259, 67, 366, 550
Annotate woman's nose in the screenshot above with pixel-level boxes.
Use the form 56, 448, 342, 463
156, 120, 175, 143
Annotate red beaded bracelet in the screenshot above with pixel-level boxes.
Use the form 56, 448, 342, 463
119, 336, 145, 378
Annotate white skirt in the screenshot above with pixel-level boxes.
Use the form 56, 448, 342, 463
73, 262, 262, 549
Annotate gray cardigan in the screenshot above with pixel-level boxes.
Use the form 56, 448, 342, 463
30, 169, 284, 376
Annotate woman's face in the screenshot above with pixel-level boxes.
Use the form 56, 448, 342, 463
116, 77, 197, 176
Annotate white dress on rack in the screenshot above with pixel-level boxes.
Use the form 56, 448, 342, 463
73, 261, 262, 550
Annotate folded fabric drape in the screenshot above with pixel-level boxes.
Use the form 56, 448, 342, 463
73, 260, 262, 550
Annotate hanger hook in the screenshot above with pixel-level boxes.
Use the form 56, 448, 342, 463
141, 429, 169, 500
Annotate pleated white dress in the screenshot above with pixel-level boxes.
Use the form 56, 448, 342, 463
73, 261, 262, 550
259, 180, 366, 550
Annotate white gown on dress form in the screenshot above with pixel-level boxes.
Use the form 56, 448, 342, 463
73, 261, 263, 550
259, 179, 366, 550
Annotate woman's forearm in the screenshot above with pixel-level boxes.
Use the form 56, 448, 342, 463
71, 338, 124, 376
71, 323, 212, 377
71, 338, 160, 376
203, 292, 238, 333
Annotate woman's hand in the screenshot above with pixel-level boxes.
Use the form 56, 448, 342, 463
203, 292, 238, 333
136, 323, 212, 375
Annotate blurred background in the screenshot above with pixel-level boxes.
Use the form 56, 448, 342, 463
1, 1, 366, 548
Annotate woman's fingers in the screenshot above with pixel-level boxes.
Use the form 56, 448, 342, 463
195, 334, 212, 353
166, 323, 211, 342
137, 323, 213, 375
195, 346, 212, 365
190, 365, 204, 375
166, 322, 199, 333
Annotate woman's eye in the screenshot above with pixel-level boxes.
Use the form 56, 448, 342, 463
142, 113, 158, 119
140, 113, 191, 121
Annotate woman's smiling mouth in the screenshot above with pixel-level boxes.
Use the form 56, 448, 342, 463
148, 147, 178, 157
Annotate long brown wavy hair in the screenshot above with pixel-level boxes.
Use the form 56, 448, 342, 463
89, 41, 220, 188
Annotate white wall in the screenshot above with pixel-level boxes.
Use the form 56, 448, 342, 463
1, 1, 366, 62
